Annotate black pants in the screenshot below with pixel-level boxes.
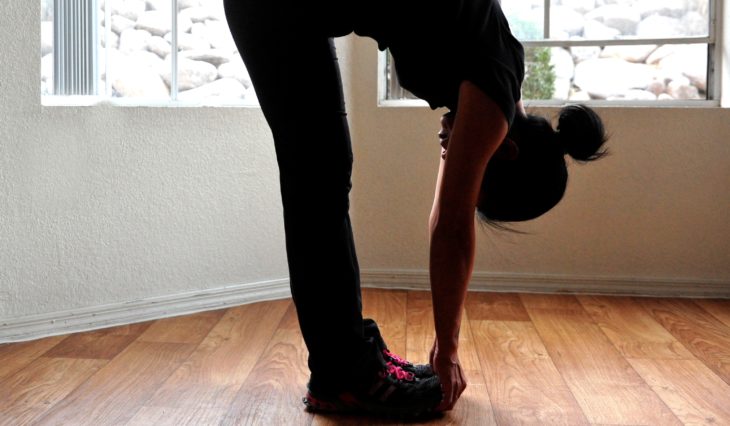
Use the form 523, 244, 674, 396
223, 0, 372, 386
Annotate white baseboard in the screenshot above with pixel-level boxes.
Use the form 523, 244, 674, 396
3, 270, 728, 343
361, 269, 730, 298
0, 279, 292, 343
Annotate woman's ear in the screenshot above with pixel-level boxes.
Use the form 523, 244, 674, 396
495, 138, 519, 161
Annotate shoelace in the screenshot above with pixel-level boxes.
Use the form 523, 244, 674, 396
383, 349, 412, 366
383, 361, 415, 381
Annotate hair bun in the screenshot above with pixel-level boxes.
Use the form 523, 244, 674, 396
557, 104, 608, 162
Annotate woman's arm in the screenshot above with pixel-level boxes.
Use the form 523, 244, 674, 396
429, 80, 509, 411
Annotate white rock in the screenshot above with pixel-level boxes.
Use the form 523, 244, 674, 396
681, 11, 708, 36
136, 11, 172, 37
162, 58, 218, 90
570, 45, 602, 63
147, 36, 171, 58
119, 28, 152, 53
146, 0, 171, 14
657, 45, 706, 91
667, 77, 701, 99
179, 49, 232, 67
587, 5, 641, 35
583, 20, 621, 39
101, 28, 120, 49
168, 32, 210, 51
559, 0, 596, 14
179, 6, 220, 23
550, 47, 575, 80
218, 58, 251, 88
600, 44, 657, 63
574, 58, 655, 98
658, 93, 674, 100
41, 21, 53, 56
129, 50, 167, 74
179, 0, 203, 8
111, 15, 136, 35
108, 51, 170, 98
646, 45, 676, 65
177, 78, 246, 101
553, 78, 572, 100
637, 15, 682, 38
551, 6, 585, 36
179, 16, 194, 34
607, 89, 657, 100
195, 19, 237, 51
569, 90, 592, 101
636, 0, 688, 18
243, 85, 259, 104
646, 79, 666, 95
109, 0, 146, 21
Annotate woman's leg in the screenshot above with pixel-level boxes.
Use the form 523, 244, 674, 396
223, 0, 369, 388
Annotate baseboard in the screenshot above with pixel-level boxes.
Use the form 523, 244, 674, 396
361, 269, 730, 298
3, 270, 728, 343
0, 279, 292, 343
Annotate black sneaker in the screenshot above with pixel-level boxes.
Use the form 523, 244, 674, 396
363, 318, 435, 379
303, 343, 442, 418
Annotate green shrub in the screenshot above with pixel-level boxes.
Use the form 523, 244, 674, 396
523, 47, 556, 100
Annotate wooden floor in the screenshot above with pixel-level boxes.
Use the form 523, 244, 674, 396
1, 290, 729, 425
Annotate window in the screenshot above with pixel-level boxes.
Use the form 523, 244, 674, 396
41, 0, 255, 104
382, 0, 719, 104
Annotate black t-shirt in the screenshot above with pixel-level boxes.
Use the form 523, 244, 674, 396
333, 0, 525, 128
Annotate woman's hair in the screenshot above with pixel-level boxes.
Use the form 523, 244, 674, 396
476, 104, 608, 225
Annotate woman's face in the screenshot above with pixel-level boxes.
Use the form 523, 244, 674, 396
438, 112, 456, 160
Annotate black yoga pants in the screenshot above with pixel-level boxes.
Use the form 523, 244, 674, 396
223, 0, 370, 384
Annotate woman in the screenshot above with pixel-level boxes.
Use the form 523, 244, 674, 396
223, 0, 607, 418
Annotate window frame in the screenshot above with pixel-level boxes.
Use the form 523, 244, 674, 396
378, 0, 724, 108
42, 0, 259, 107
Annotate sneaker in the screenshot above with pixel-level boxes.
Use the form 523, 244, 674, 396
363, 318, 435, 379
303, 342, 443, 418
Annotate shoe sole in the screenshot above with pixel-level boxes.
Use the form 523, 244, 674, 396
303, 391, 440, 420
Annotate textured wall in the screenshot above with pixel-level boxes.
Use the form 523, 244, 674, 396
349, 35, 730, 283
2, 2, 729, 321
0, 2, 292, 318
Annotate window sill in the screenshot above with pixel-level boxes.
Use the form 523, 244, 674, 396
41, 96, 260, 108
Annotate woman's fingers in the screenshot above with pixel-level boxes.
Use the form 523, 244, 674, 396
433, 355, 467, 411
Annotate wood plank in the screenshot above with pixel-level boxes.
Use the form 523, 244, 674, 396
43, 321, 153, 360
638, 298, 730, 384
523, 295, 681, 425
694, 299, 730, 328
470, 320, 588, 425
137, 309, 226, 344
0, 335, 66, 381
143, 299, 290, 412
221, 304, 314, 426
406, 291, 497, 425
36, 341, 196, 425
125, 406, 226, 426
0, 357, 107, 426
520, 293, 586, 312
465, 292, 530, 322
362, 289, 407, 357
628, 358, 730, 425
578, 296, 693, 359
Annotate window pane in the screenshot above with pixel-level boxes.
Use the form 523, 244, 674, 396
176, 0, 254, 103
534, 43, 707, 101
102, 0, 172, 99
41, 0, 53, 95
502, 0, 545, 40
550, 0, 710, 40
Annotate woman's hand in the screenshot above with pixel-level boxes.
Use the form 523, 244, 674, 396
430, 340, 467, 412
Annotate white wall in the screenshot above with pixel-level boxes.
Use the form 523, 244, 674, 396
1, 1, 729, 332
0, 1, 289, 320
349, 36, 730, 284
